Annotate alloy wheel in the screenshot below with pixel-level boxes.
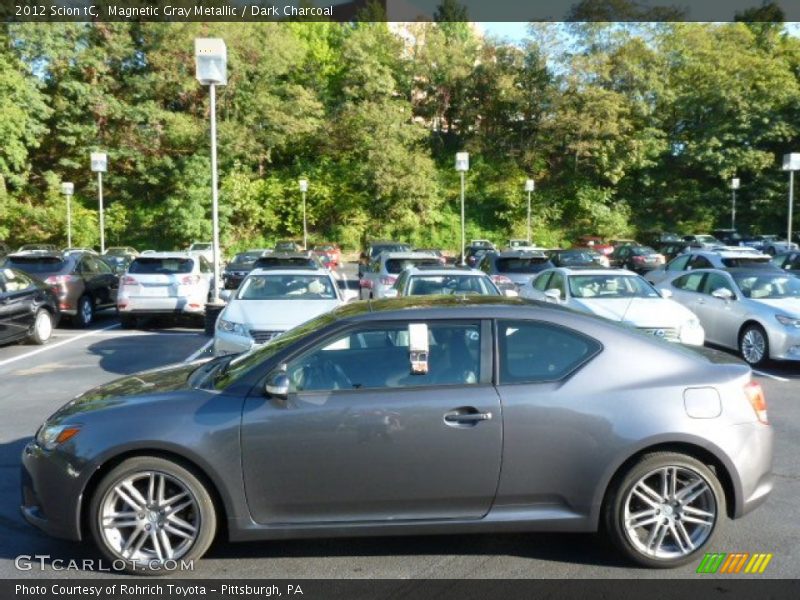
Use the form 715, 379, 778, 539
34, 310, 53, 342
741, 328, 766, 365
622, 466, 717, 560
99, 471, 200, 564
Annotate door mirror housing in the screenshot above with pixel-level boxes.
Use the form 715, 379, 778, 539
503, 288, 518, 297
265, 371, 289, 399
220, 289, 232, 302
544, 288, 561, 302
659, 288, 673, 299
383, 288, 399, 299
711, 287, 734, 300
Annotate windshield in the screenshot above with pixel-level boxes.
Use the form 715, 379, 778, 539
568, 274, 660, 298
4, 255, 65, 272
371, 244, 411, 258
230, 252, 263, 265
129, 257, 193, 274
255, 257, 314, 269
237, 274, 336, 300
556, 251, 600, 265
189, 244, 211, 251
630, 246, 657, 255
105, 248, 130, 256
695, 235, 719, 243
733, 273, 800, 299
407, 275, 500, 296
496, 257, 549, 273
721, 257, 771, 267
385, 258, 440, 273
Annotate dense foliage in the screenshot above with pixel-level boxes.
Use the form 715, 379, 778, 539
1, 15, 800, 253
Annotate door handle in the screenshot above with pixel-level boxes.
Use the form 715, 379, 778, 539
444, 408, 493, 425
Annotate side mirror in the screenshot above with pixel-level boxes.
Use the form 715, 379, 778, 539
220, 289, 232, 301
711, 287, 734, 300
544, 288, 561, 302
265, 371, 289, 400
383, 288, 399, 298
659, 288, 673, 299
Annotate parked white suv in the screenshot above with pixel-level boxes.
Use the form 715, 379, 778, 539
118, 253, 213, 327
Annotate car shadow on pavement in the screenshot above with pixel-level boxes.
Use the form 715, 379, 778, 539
205, 532, 629, 569
86, 333, 204, 376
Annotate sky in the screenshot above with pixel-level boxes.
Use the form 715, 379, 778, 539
479, 22, 530, 43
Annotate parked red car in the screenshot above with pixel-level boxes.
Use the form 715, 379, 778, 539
574, 235, 615, 256
313, 243, 341, 268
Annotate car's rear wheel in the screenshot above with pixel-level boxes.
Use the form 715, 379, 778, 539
27, 308, 54, 345
89, 456, 217, 575
74, 295, 94, 328
605, 452, 724, 568
739, 323, 769, 367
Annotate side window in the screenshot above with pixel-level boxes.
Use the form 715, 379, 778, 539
91, 257, 112, 274
498, 320, 601, 384
79, 257, 97, 275
532, 272, 552, 292
285, 322, 482, 392
703, 273, 734, 296
2, 270, 33, 292
547, 272, 565, 294
667, 255, 690, 271
199, 256, 212, 273
688, 255, 713, 269
672, 272, 705, 292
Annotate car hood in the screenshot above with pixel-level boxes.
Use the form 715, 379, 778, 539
749, 297, 800, 316
571, 297, 695, 327
223, 298, 341, 330
51, 361, 201, 419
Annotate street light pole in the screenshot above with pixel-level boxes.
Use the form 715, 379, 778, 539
299, 179, 309, 250
455, 152, 469, 265
90, 152, 107, 253
783, 154, 800, 244
730, 178, 740, 230
61, 182, 74, 248
524, 179, 535, 244
195, 38, 227, 305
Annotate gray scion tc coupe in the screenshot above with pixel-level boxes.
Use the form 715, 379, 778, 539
21, 296, 773, 573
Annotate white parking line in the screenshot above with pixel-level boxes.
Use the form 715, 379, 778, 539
184, 339, 213, 362
752, 370, 790, 383
0, 323, 121, 368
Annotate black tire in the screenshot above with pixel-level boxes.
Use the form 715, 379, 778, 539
604, 452, 725, 568
119, 315, 136, 329
739, 323, 770, 367
88, 456, 217, 575
27, 308, 54, 345
74, 295, 94, 328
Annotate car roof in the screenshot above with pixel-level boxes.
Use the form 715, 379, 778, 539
133, 252, 194, 259
405, 267, 487, 276
379, 252, 438, 261
555, 267, 637, 276
493, 250, 548, 258
6, 251, 65, 259
248, 268, 334, 277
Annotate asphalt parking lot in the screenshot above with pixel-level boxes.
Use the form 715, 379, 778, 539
0, 306, 798, 580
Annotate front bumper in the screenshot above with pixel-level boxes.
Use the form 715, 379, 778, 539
20, 441, 83, 541
767, 326, 800, 361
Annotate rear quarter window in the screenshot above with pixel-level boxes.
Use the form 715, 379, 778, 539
498, 320, 601, 384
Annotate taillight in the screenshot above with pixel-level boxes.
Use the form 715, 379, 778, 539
121, 276, 137, 286
44, 275, 78, 286
744, 381, 768, 424
379, 276, 397, 286
633, 255, 645, 262
492, 274, 513, 285
359, 279, 372, 289
181, 275, 200, 285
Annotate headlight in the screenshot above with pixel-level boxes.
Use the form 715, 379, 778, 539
776, 314, 800, 328
36, 424, 81, 450
217, 318, 247, 335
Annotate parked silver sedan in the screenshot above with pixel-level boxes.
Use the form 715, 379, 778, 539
22, 297, 772, 573
655, 268, 800, 366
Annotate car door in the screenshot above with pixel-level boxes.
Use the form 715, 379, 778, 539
667, 271, 709, 327
0, 270, 37, 342
240, 319, 502, 524
89, 255, 118, 306
698, 272, 741, 348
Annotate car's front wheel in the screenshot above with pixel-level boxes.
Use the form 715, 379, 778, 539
27, 308, 54, 345
88, 456, 217, 575
605, 452, 724, 568
739, 323, 769, 367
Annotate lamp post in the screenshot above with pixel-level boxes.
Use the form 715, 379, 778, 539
90, 152, 107, 253
298, 179, 309, 250
455, 152, 469, 264
195, 38, 227, 304
783, 154, 800, 244
524, 178, 535, 244
61, 182, 74, 248
730, 178, 740, 230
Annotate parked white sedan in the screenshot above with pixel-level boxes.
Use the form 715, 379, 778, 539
214, 268, 345, 355
521, 267, 705, 346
